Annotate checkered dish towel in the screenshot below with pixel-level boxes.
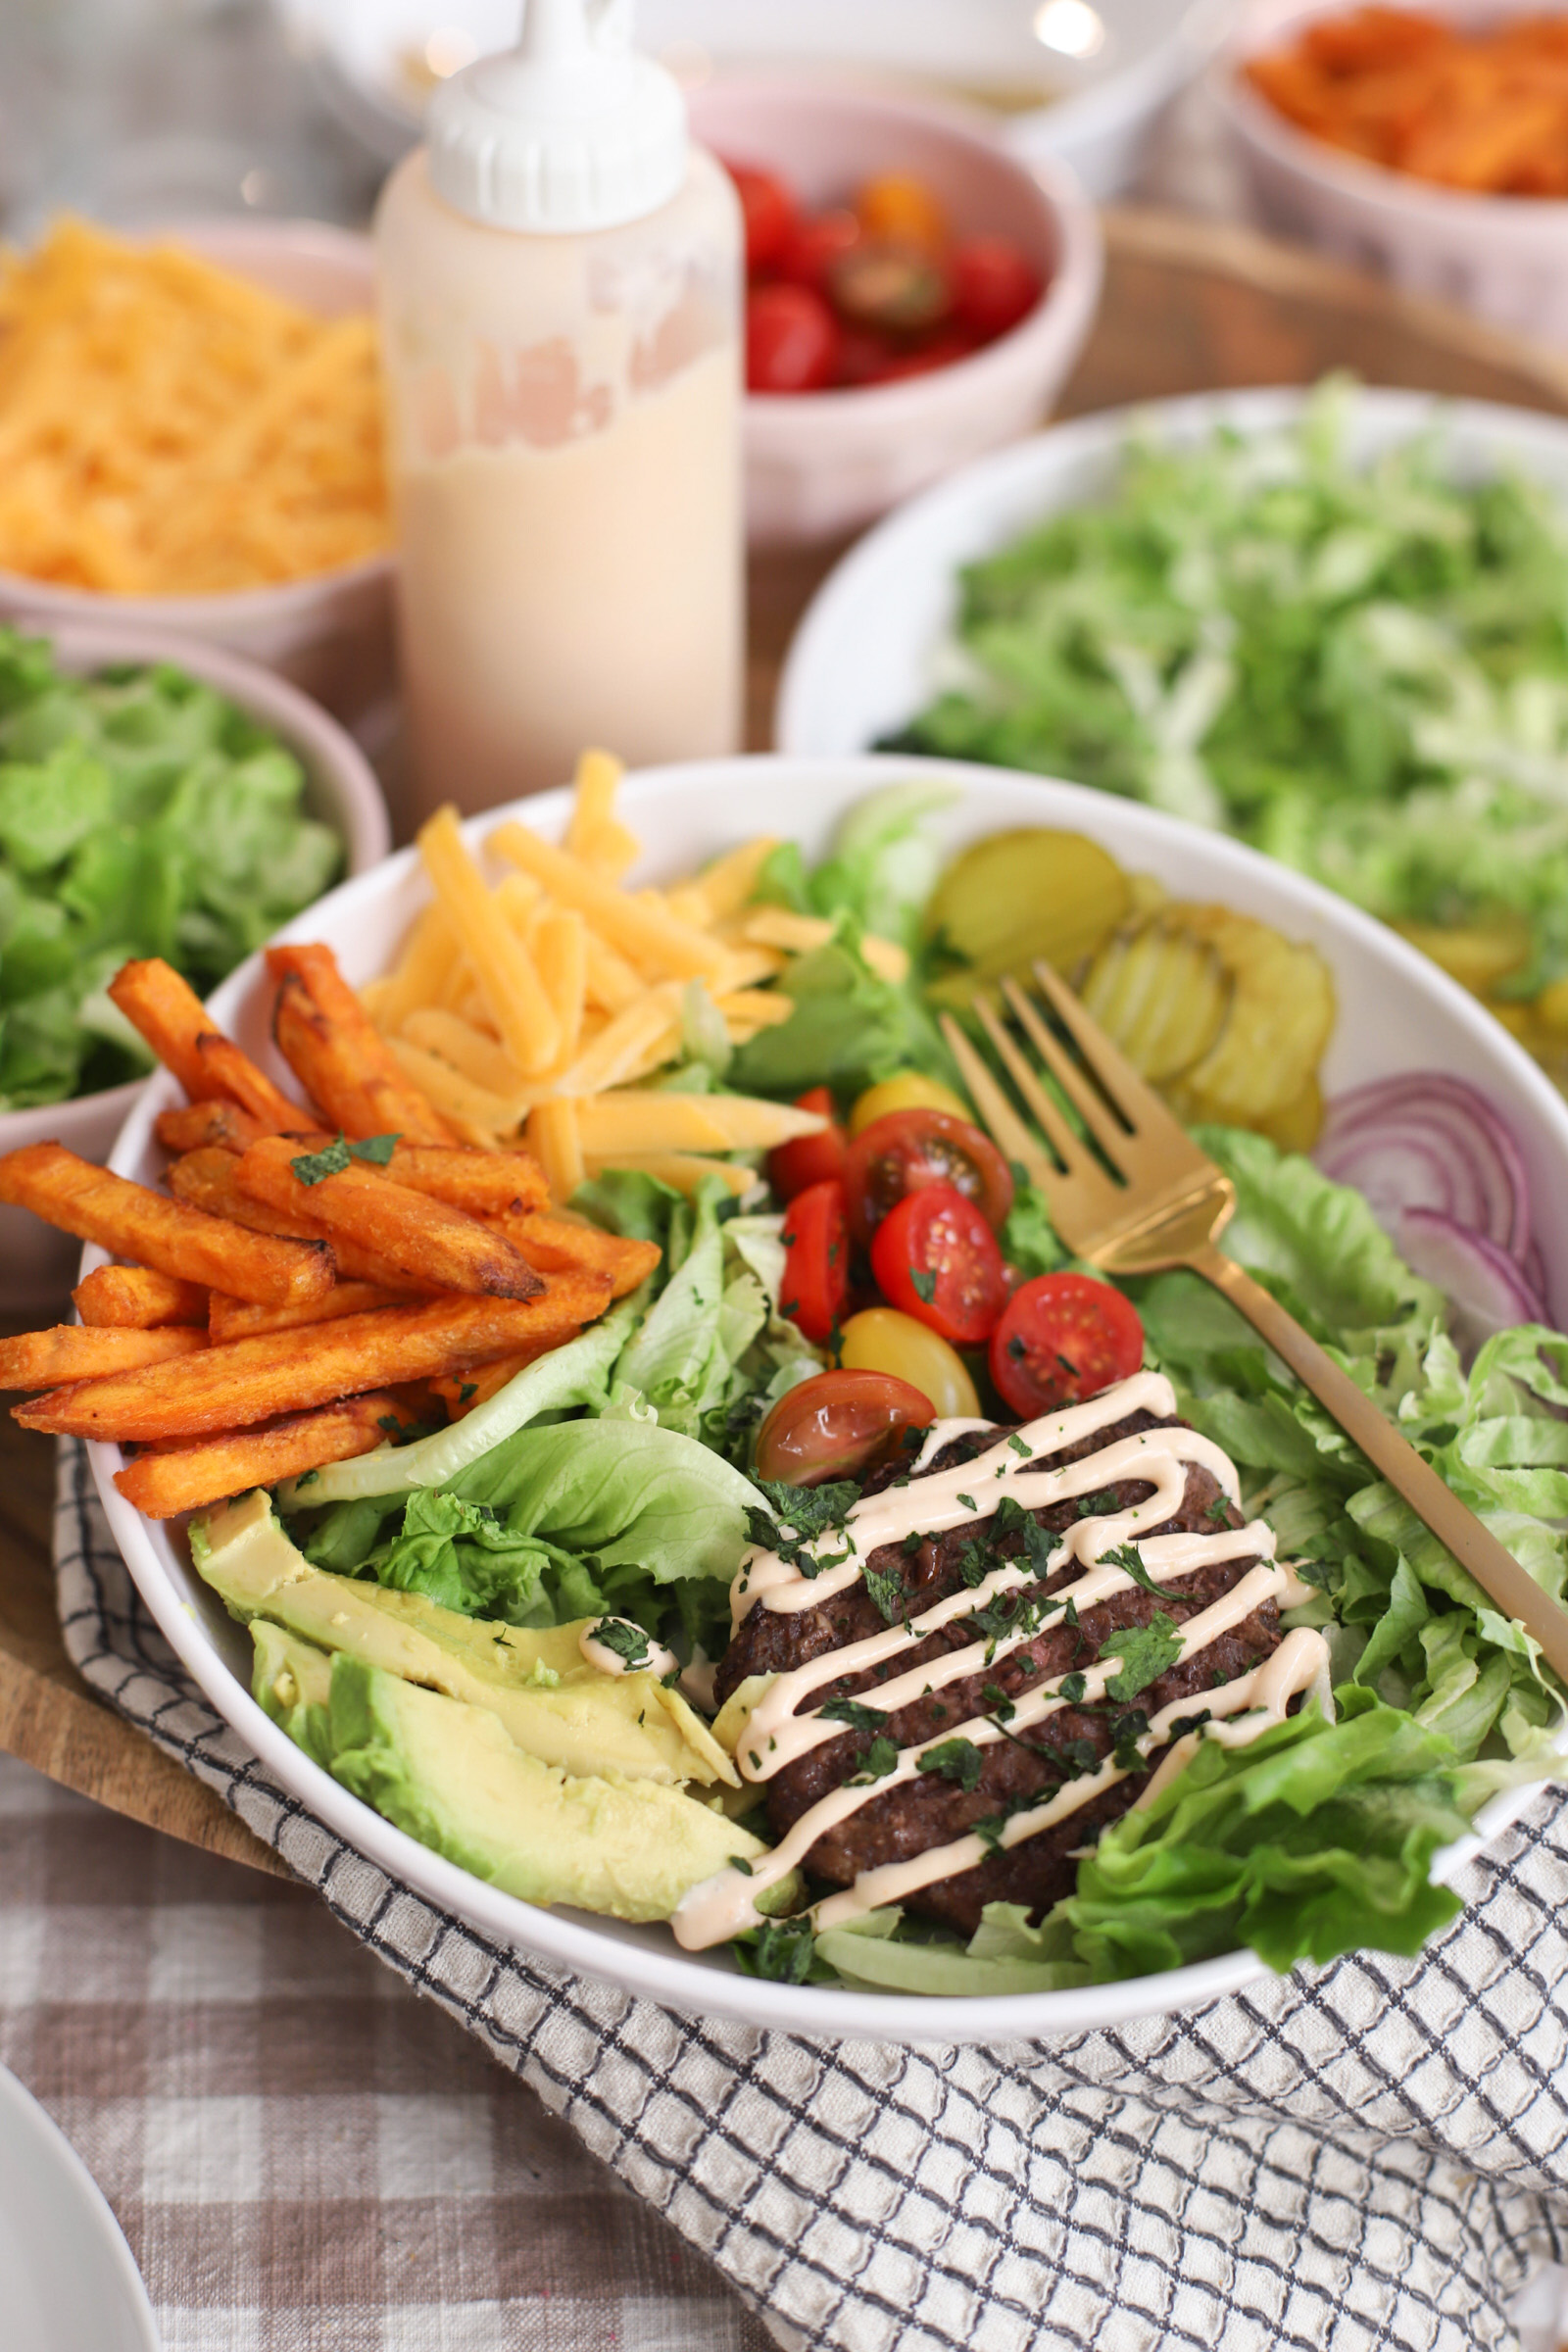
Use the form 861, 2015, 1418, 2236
54, 1439, 1568, 2352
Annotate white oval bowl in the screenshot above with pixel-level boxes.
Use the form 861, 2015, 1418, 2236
775, 383, 1568, 758
1210, 0, 1568, 346
686, 81, 1102, 548
0, 619, 389, 1313
0, 219, 395, 725
89, 751, 1568, 2044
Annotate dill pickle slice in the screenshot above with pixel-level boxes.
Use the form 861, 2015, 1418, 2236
1080, 913, 1232, 1085
1254, 1075, 1323, 1154
1167, 908, 1336, 1124
1395, 918, 1532, 1001
925, 829, 1132, 1005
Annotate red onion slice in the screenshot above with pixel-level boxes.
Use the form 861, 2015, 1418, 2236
1316, 1073, 1531, 1259
1396, 1207, 1546, 1356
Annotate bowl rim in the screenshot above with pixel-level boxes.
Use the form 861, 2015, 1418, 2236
88, 750, 1568, 2043
0, 612, 389, 1131
1213, 0, 1568, 220
690, 78, 1104, 421
774, 381, 1568, 758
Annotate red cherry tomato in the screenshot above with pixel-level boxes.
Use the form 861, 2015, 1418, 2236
725, 163, 798, 274
952, 237, 1045, 342
989, 1273, 1145, 1418
845, 1107, 1014, 1251
747, 283, 841, 394
833, 325, 898, 387
781, 208, 861, 290
755, 1368, 935, 1488
870, 1184, 1008, 1348
768, 1087, 849, 1202
780, 1179, 850, 1344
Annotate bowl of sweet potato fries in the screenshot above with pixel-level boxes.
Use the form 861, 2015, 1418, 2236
1215, 0, 1568, 345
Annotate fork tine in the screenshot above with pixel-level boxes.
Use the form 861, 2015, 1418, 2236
1000, 976, 1134, 1160
970, 994, 1090, 1171
938, 1014, 1055, 1187
1026, 957, 1191, 1143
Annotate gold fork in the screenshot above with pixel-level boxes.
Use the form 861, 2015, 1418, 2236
940, 962, 1568, 1686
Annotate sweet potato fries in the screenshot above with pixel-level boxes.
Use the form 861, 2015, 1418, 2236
0, 947, 660, 1516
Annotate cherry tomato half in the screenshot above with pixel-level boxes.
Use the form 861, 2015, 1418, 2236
755, 1368, 935, 1488
725, 162, 798, 274
768, 1086, 849, 1203
845, 1106, 1015, 1250
870, 1183, 1008, 1348
855, 172, 948, 256
989, 1272, 1145, 1418
781, 207, 861, 291
952, 237, 1045, 342
840, 1307, 980, 1416
747, 282, 841, 394
829, 242, 953, 334
780, 1178, 849, 1345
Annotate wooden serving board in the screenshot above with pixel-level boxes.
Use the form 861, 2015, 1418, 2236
7, 206, 1568, 1877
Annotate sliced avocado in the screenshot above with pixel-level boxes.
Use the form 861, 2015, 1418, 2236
323, 1653, 766, 1923
194, 1493, 736, 1788
251, 1620, 333, 1767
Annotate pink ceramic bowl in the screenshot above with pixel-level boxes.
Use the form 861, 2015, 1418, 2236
1213, 0, 1568, 347
0, 218, 395, 725
688, 81, 1103, 547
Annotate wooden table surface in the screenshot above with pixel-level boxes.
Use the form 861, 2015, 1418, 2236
8, 205, 1568, 1878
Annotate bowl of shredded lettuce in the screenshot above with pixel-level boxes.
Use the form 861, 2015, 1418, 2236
0, 618, 387, 1305
778, 379, 1568, 1083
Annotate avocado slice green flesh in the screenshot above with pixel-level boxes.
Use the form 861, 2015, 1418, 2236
194, 1492, 735, 1788
322, 1652, 766, 1923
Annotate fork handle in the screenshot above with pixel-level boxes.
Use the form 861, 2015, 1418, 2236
1188, 1240, 1568, 1687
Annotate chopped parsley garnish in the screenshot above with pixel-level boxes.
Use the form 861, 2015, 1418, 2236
1205, 1494, 1233, 1526
981, 1682, 1015, 1725
736, 1915, 816, 1984
290, 1131, 401, 1185
1076, 1490, 1120, 1519
1168, 1708, 1212, 1740
591, 1618, 652, 1670
1101, 1612, 1183, 1702
956, 1493, 978, 1512
818, 1696, 889, 1736
862, 1561, 906, 1627
918, 1737, 985, 1791
1006, 1434, 1033, 1459
956, 1538, 995, 1590
1057, 1672, 1088, 1704
902, 1529, 924, 1556
457, 1381, 476, 1403
1038, 1736, 1099, 1781
909, 1267, 938, 1303
730, 1857, 754, 1876
1102, 1542, 1163, 1595
744, 1478, 860, 1577
1110, 1708, 1152, 1770
992, 1494, 1029, 1540
974, 1815, 1009, 1853
849, 1736, 901, 1785
661, 1666, 683, 1689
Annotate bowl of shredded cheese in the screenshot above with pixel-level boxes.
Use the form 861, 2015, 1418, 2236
0, 215, 395, 724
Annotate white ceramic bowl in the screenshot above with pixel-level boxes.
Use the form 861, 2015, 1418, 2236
775, 383, 1568, 755
0, 620, 389, 1313
688, 81, 1102, 547
279, 0, 1229, 202
90, 752, 1568, 2044
0, 219, 395, 726
1211, 0, 1568, 346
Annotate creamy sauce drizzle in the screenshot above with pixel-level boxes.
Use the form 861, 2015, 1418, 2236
579, 1619, 679, 1682
672, 1374, 1330, 1953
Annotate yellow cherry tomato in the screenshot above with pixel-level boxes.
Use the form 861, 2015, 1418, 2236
854, 172, 948, 256
839, 1307, 980, 1417
848, 1073, 972, 1137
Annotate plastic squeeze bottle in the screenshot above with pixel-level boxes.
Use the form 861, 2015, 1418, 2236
376, 0, 744, 815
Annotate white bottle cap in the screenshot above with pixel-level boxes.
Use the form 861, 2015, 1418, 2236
427, 0, 688, 234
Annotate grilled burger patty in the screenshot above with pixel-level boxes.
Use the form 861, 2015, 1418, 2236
715, 1410, 1282, 1936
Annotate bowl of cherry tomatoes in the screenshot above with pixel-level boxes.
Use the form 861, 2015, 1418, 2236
689, 81, 1102, 547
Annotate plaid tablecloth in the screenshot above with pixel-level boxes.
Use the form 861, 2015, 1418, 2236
50, 1437, 1568, 2351
0, 1752, 770, 2347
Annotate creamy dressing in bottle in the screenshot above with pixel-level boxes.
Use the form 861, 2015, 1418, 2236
375, 0, 744, 815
